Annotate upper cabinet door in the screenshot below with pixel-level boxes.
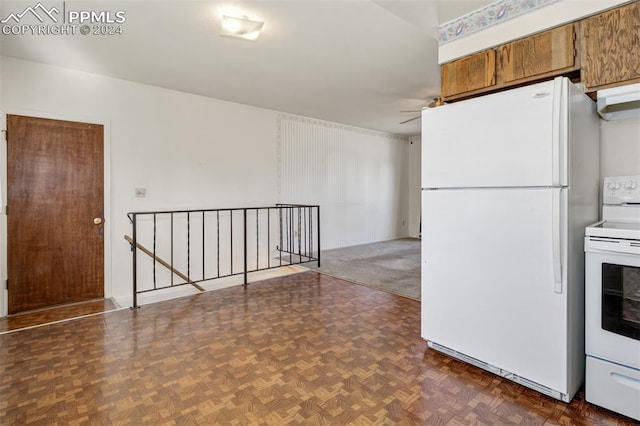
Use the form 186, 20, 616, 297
498, 24, 577, 84
441, 50, 496, 99
582, 1, 640, 91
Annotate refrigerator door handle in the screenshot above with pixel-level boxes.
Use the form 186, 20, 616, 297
552, 188, 563, 293
551, 77, 566, 186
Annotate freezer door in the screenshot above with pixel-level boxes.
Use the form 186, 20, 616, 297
421, 188, 570, 394
422, 78, 568, 189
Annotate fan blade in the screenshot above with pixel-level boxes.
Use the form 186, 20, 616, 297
399, 115, 421, 125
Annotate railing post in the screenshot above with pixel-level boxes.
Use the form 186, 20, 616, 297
298, 207, 302, 263
131, 213, 139, 309
317, 206, 321, 267
243, 208, 248, 286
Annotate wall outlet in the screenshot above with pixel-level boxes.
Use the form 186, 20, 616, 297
134, 187, 147, 198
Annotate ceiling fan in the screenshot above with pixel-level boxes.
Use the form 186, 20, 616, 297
399, 97, 443, 124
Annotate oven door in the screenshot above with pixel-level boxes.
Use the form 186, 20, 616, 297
586, 242, 640, 368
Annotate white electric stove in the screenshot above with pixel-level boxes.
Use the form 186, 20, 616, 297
584, 175, 640, 421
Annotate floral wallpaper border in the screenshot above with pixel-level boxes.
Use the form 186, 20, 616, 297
439, 0, 560, 45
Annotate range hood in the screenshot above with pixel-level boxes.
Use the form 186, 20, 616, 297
597, 83, 640, 121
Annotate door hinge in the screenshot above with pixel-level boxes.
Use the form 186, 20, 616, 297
5, 280, 8, 290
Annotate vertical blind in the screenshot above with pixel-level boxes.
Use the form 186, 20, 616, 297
278, 114, 409, 249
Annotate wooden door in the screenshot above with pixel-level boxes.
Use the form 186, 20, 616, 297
582, 1, 640, 91
7, 115, 104, 314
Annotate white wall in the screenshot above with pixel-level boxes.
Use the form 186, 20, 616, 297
600, 117, 640, 187
0, 56, 414, 313
0, 54, 5, 315
0, 57, 279, 311
439, 0, 631, 63
408, 135, 421, 237
278, 114, 409, 249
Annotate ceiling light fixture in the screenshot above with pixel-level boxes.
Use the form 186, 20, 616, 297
220, 15, 264, 41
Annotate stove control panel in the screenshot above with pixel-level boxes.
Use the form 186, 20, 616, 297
603, 175, 640, 205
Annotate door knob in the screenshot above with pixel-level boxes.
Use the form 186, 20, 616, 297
94, 217, 103, 225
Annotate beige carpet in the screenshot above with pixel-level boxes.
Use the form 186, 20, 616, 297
306, 238, 420, 300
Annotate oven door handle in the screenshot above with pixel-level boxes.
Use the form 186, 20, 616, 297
611, 373, 640, 391
552, 188, 564, 294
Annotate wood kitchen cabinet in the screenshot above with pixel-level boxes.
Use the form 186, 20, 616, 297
441, 50, 496, 99
497, 23, 578, 84
581, 1, 640, 91
440, 2, 639, 102
441, 24, 578, 101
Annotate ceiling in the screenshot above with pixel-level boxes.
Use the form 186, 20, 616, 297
0, 0, 494, 136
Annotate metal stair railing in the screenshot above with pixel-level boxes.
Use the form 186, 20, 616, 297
126, 204, 320, 308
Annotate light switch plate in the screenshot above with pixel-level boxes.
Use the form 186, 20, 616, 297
135, 187, 147, 198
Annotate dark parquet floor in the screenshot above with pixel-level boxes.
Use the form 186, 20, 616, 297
0, 271, 635, 425
0, 298, 118, 333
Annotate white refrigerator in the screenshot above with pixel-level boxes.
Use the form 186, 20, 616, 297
421, 77, 599, 402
